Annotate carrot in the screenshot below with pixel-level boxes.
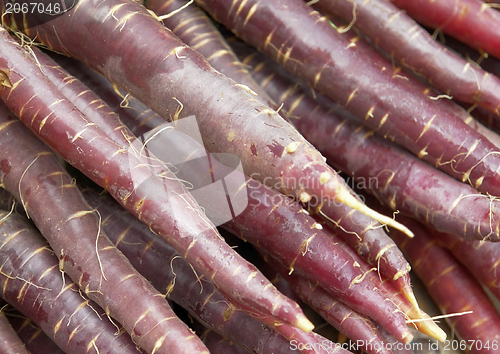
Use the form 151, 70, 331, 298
0, 27, 311, 332
390, 0, 500, 61
230, 40, 416, 296
145, 0, 279, 111
237, 41, 500, 242
195, 0, 500, 199
427, 228, 500, 302
79, 186, 302, 354
0, 306, 30, 354
259, 253, 394, 354
389, 215, 500, 353
42, 37, 417, 342
6, 310, 66, 354
196, 328, 249, 354
0, 210, 145, 354
311, 0, 500, 116
0, 0, 413, 237
0, 107, 209, 353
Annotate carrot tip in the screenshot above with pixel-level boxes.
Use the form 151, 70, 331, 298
296, 315, 315, 333
407, 312, 447, 343
403, 288, 421, 316
336, 191, 414, 238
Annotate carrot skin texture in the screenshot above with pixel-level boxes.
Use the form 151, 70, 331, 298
0, 309, 30, 354
0, 0, 412, 238
0, 29, 308, 333
52, 47, 412, 343
390, 216, 500, 353
196, 0, 500, 198
390, 0, 500, 61
232, 42, 413, 288
428, 229, 500, 302
0, 35, 213, 354
0, 110, 205, 354
260, 255, 394, 354
312, 0, 500, 115
80, 186, 303, 354
0, 211, 144, 354
239, 44, 500, 242
224, 179, 412, 343
7, 312, 65, 354
145, 0, 279, 111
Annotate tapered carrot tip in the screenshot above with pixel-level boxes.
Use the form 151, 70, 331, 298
336, 189, 414, 238
394, 275, 421, 315
408, 313, 447, 343
403, 287, 421, 316
295, 314, 315, 333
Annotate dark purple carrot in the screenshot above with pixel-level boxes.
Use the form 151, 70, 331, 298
0, 0, 413, 237
389, 215, 500, 353
391, 0, 500, 61
195, 327, 249, 354
427, 228, 500, 303
0, 105, 207, 353
259, 253, 394, 354
7, 310, 67, 354
195, 0, 500, 198
311, 0, 500, 116
0, 27, 311, 333
145, 0, 279, 111
237, 42, 500, 243
100, 95, 414, 342
0, 210, 145, 354
46, 42, 416, 343
0, 306, 30, 354
80, 186, 305, 354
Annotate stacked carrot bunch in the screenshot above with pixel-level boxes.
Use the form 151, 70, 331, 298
0, 0, 499, 353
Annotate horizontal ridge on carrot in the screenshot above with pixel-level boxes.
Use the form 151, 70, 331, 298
0, 0, 413, 237
0, 27, 312, 334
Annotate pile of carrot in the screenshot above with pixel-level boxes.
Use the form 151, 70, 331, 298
0, 0, 500, 352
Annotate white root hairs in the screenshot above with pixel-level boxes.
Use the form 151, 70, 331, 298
318, 209, 363, 241
18, 154, 40, 219
406, 310, 473, 324
158, 0, 194, 21
337, 0, 357, 34
0, 202, 16, 224
93, 209, 108, 281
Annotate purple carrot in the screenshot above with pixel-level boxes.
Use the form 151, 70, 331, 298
391, 0, 500, 61
47, 46, 415, 343
0, 0, 413, 237
0, 105, 207, 353
389, 215, 500, 354
0, 306, 30, 354
7, 311, 67, 354
195, 0, 500, 199
427, 228, 500, 302
259, 253, 394, 354
311, 0, 500, 116
80, 185, 305, 354
111, 102, 413, 342
195, 327, 249, 354
146, 0, 279, 111
0, 26, 311, 333
237, 41, 500, 243
0, 210, 145, 354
